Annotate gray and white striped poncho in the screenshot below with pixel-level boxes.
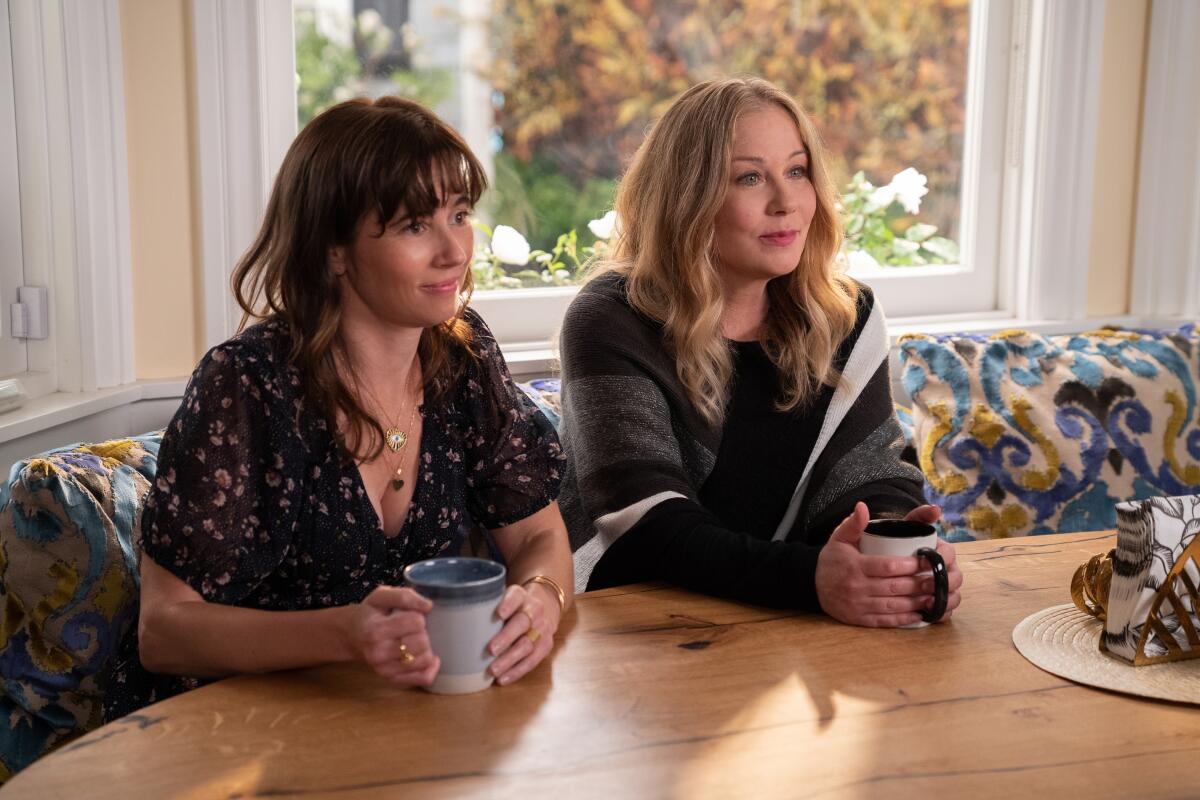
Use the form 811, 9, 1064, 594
558, 272, 924, 593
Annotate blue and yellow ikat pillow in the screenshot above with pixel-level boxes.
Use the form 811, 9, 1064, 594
0, 434, 160, 781
898, 326, 1200, 541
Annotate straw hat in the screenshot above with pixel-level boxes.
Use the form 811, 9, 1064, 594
1013, 604, 1200, 704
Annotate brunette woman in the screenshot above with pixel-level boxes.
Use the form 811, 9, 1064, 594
106, 97, 572, 719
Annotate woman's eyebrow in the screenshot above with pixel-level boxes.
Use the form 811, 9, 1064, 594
731, 148, 810, 163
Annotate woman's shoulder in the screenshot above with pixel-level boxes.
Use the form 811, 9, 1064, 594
562, 270, 660, 342
204, 316, 290, 363
570, 270, 631, 314
457, 305, 503, 364
443, 308, 513, 405
191, 317, 297, 398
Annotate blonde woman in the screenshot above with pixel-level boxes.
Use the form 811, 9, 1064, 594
558, 77, 962, 627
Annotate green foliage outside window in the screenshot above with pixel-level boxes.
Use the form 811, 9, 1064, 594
484, 154, 617, 255
294, 1, 968, 290
295, 9, 451, 128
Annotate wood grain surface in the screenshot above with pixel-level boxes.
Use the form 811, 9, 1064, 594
6, 531, 1199, 799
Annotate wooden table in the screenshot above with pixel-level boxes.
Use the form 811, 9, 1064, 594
6, 531, 1199, 799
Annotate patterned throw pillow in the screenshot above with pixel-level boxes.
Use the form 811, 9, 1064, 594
898, 326, 1200, 541
0, 433, 160, 781
519, 378, 562, 430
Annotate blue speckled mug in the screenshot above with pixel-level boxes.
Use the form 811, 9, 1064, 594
403, 557, 506, 694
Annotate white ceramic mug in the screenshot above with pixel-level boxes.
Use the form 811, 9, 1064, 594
403, 557, 506, 694
859, 519, 948, 628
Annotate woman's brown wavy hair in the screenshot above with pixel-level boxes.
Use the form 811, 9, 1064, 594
232, 96, 487, 461
592, 76, 859, 425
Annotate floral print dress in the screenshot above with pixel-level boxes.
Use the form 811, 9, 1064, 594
104, 309, 564, 720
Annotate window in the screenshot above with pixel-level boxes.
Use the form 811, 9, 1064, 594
0, 0, 133, 397
292, 0, 1006, 328
0, 0, 27, 377
193, 0, 1110, 353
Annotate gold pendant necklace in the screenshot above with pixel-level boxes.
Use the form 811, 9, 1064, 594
352, 353, 421, 492
385, 400, 419, 491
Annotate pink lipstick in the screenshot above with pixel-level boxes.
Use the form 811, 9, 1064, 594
759, 230, 797, 246
421, 279, 460, 294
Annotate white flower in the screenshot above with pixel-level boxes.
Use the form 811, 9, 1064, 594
866, 185, 896, 211
491, 225, 531, 266
890, 167, 929, 214
357, 9, 383, 36
587, 210, 617, 240
845, 249, 882, 275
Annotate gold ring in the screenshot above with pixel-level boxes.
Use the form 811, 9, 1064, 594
519, 606, 535, 630
398, 641, 415, 665
518, 605, 539, 644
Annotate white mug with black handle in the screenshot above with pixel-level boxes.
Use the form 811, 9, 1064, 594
860, 519, 949, 628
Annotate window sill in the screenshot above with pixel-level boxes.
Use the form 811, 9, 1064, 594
500, 343, 558, 379
0, 379, 187, 443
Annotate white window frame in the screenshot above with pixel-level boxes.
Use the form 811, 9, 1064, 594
1130, 0, 1200, 321
193, 0, 297, 350
193, 0, 1109, 355
998, 0, 1106, 324
0, 0, 26, 376
3, 0, 134, 397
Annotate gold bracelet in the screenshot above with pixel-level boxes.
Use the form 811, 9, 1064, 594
523, 575, 566, 614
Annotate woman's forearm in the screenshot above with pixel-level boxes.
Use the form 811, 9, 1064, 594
504, 529, 574, 613
494, 503, 575, 614
138, 599, 354, 678
591, 497, 823, 610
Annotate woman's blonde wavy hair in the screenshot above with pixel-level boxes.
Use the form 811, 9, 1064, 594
593, 76, 859, 425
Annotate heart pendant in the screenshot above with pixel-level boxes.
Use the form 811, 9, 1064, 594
391, 478, 405, 491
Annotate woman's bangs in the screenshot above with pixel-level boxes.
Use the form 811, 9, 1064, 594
373, 143, 486, 227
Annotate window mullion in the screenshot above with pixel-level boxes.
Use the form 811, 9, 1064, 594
1130, 0, 1200, 320
1007, 0, 1106, 322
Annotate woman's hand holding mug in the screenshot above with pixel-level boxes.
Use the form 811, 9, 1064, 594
343, 585, 439, 686
486, 582, 563, 686
815, 502, 963, 627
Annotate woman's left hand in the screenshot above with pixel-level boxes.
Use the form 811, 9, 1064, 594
486, 583, 562, 686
